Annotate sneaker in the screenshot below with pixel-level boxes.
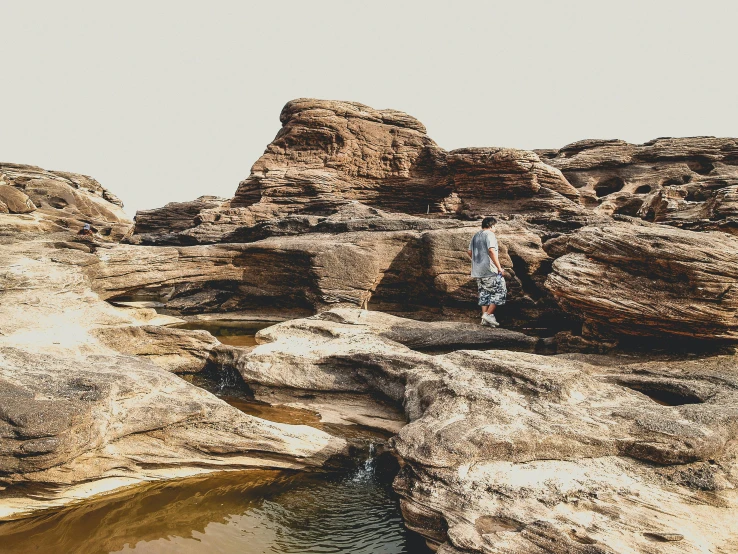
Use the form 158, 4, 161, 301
482, 313, 499, 327
480, 317, 491, 327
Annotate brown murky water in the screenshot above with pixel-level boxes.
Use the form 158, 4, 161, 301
0, 320, 426, 554
172, 319, 282, 348
0, 466, 427, 554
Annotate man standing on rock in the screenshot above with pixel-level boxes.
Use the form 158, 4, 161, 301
468, 216, 506, 327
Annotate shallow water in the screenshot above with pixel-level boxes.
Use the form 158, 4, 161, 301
0, 319, 427, 554
0, 461, 428, 554
172, 319, 282, 347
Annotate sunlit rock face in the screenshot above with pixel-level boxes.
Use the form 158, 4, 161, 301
545, 221, 738, 340
138, 99, 587, 246
0, 163, 132, 239
230, 309, 738, 554
0, 183, 346, 520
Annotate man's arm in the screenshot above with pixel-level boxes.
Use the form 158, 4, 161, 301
489, 247, 503, 274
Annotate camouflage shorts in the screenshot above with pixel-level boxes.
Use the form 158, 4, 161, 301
476, 275, 507, 306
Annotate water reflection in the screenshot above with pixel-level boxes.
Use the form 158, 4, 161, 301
0, 463, 427, 554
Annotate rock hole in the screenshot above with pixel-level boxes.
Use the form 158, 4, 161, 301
594, 176, 625, 198
475, 515, 525, 534
49, 197, 69, 209
686, 158, 715, 175
634, 185, 652, 194
619, 381, 703, 406
613, 197, 644, 217
662, 175, 692, 187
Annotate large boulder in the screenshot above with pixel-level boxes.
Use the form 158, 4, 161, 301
0, 184, 35, 214
545, 221, 738, 340
232, 98, 450, 215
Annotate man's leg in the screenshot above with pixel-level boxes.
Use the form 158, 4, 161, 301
481, 305, 489, 316
487, 304, 496, 314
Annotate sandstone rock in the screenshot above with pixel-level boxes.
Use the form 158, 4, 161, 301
232, 98, 450, 216
317, 308, 540, 351
0, 185, 35, 214
539, 137, 738, 233
545, 221, 738, 340
130, 196, 227, 245
95, 218, 569, 333
230, 311, 738, 553
92, 325, 220, 374
0, 163, 132, 239
447, 147, 583, 218
0, 233, 346, 518
0, 347, 344, 482
131, 99, 582, 245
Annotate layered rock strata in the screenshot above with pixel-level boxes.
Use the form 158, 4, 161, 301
130, 99, 585, 246
0, 163, 132, 239
545, 221, 738, 340
0, 202, 346, 518
539, 137, 738, 234
232, 309, 738, 554
3, 99, 738, 554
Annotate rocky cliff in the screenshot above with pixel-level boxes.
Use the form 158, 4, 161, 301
1, 99, 738, 553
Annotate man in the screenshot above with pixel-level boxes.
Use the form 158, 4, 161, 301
467, 216, 507, 327
78, 223, 94, 237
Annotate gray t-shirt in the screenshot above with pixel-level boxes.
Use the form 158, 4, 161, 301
469, 229, 499, 278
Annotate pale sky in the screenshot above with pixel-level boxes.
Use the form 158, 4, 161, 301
2, 1, 736, 216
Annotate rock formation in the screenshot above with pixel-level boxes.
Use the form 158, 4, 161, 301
0, 185, 346, 519
0, 163, 132, 239
2, 99, 738, 553
129, 99, 584, 246
538, 137, 738, 234
225, 308, 738, 553
545, 221, 738, 341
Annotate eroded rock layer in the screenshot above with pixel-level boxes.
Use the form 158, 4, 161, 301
234, 310, 738, 554
538, 137, 738, 233
3, 100, 738, 554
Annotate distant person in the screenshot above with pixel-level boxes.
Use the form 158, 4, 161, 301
467, 216, 506, 327
78, 223, 94, 237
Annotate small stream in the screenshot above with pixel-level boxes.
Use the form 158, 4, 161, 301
0, 320, 428, 554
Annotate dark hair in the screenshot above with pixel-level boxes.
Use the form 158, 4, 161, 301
481, 216, 497, 229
